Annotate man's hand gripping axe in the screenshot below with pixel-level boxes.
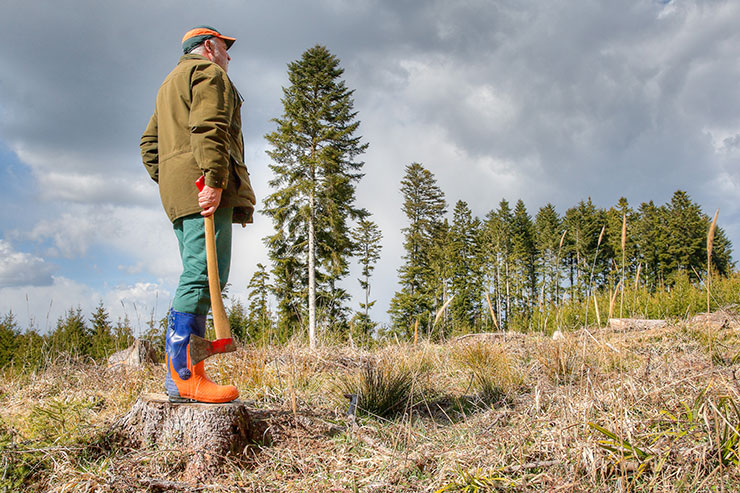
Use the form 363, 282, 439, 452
189, 175, 236, 365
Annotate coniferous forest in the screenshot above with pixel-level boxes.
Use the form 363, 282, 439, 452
0, 46, 735, 368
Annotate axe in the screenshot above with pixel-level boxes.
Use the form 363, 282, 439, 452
189, 175, 236, 365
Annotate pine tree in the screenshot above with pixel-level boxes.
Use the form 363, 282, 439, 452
0, 312, 19, 367
509, 200, 537, 323
263, 45, 368, 348
227, 298, 250, 343
481, 200, 514, 328
427, 219, 453, 336
448, 201, 484, 335
634, 200, 670, 288
534, 203, 563, 305
50, 307, 90, 357
113, 316, 134, 352
247, 263, 274, 343
351, 218, 383, 340
563, 198, 606, 299
389, 163, 447, 337
89, 301, 114, 362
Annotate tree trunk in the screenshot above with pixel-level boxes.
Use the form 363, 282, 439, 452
308, 191, 317, 349
505, 261, 510, 328
110, 393, 262, 484
364, 272, 370, 320
496, 253, 502, 330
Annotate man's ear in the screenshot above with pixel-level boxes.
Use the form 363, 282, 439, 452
203, 38, 215, 56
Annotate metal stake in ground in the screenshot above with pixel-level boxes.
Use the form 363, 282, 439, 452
190, 175, 236, 365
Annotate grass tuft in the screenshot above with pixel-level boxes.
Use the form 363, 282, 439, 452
455, 342, 522, 406
341, 362, 416, 419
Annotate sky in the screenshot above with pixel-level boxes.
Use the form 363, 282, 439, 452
1, 0, 739, 335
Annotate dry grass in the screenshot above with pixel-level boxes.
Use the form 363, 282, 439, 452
2, 313, 740, 491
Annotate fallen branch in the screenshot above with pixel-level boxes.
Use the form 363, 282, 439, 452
139, 477, 203, 491
577, 327, 620, 354
502, 459, 561, 473
454, 332, 509, 342
608, 318, 665, 331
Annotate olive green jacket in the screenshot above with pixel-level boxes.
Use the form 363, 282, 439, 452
140, 54, 256, 224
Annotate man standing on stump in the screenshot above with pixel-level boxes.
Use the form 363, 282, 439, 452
140, 26, 256, 403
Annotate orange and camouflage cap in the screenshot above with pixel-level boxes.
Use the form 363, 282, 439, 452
182, 25, 236, 54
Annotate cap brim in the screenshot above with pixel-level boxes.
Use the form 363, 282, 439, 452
219, 35, 236, 50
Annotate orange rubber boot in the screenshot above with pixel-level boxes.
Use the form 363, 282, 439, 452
165, 309, 238, 404
168, 348, 238, 403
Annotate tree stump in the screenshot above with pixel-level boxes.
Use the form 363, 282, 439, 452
111, 393, 255, 483
107, 339, 158, 369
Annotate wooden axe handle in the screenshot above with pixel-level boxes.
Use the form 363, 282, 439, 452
196, 176, 231, 341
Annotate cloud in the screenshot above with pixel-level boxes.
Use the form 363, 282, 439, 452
19, 204, 179, 277
0, 240, 55, 288
105, 282, 172, 330
0, 275, 171, 336
2, 0, 740, 327
14, 147, 158, 206
0, 277, 90, 333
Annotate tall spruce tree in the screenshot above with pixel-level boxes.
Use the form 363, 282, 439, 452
634, 200, 670, 288
448, 201, 484, 335
263, 45, 368, 348
389, 163, 447, 337
563, 198, 605, 299
509, 200, 537, 323
427, 219, 453, 335
534, 203, 563, 305
482, 200, 514, 328
665, 191, 706, 278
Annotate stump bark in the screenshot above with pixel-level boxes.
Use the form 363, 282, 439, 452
111, 393, 255, 482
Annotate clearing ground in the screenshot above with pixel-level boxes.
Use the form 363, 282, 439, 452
2, 310, 740, 491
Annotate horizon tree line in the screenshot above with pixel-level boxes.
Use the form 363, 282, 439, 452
387, 163, 733, 338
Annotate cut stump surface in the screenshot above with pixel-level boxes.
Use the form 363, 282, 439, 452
111, 393, 255, 483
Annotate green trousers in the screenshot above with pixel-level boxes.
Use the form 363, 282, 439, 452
172, 208, 233, 315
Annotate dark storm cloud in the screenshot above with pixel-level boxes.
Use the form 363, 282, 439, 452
1, 0, 739, 323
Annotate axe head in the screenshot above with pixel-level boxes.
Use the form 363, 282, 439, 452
189, 334, 236, 365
